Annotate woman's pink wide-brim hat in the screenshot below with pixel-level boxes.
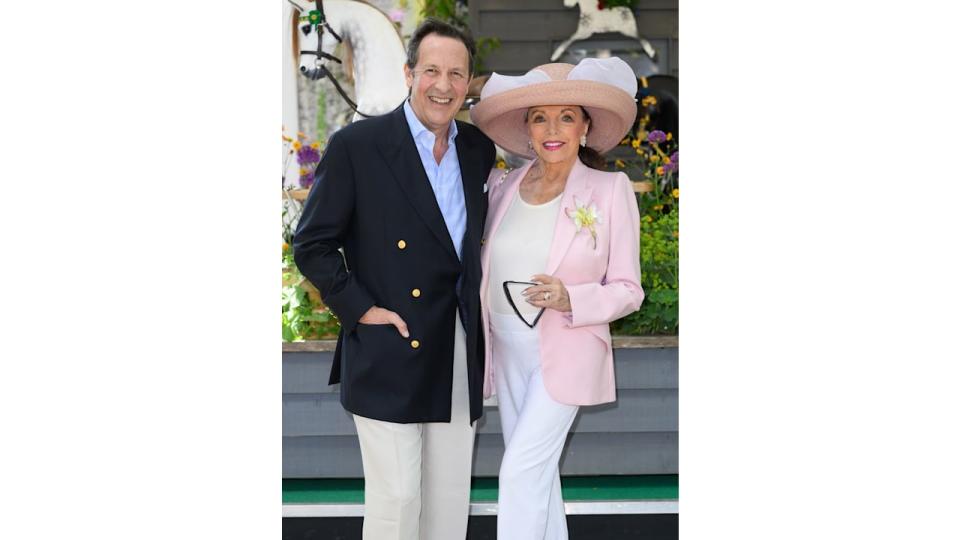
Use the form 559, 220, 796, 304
469, 57, 638, 159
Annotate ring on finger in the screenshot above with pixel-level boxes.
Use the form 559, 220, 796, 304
544, 292, 551, 301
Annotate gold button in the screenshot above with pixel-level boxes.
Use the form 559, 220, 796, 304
411, 288, 421, 298
410, 340, 420, 349
397, 239, 407, 249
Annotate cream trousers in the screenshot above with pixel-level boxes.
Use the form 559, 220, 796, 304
352, 312, 475, 540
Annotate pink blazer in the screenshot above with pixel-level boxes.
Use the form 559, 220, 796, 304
480, 158, 644, 406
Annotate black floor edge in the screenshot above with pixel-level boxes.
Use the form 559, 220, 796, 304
283, 514, 678, 540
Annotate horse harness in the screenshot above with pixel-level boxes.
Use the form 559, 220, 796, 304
296, 0, 373, 118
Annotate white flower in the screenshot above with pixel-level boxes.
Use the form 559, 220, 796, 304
565, 196, 602, 249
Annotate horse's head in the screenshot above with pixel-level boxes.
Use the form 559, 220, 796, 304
288, 0, 343, 80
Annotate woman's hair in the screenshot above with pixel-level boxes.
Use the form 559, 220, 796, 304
577, 108, 607, 170
524, 106, 608, 171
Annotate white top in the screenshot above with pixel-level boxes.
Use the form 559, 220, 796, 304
487, 191, 562, 315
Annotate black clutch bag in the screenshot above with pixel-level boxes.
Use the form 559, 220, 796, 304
502, 281, 545, 328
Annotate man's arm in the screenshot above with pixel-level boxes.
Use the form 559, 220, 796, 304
292, 132, 375, 335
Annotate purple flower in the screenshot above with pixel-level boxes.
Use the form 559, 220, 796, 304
647, 130, 667, 144
297, 145, 320, 165
299, 172, 315, 189
388, 8, 405, 22
664, 151, 678, 172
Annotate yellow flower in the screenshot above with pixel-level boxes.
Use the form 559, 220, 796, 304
293, 141, 302, 150
310, 142, 320, 150
282, 242, 290, 252
299, 167, 308, 175
637, 130, 648, 142
653, 204, 663, 211
642, 215, 653, 223
672, 188, 680, 198
615, 159, 626, 168
636, 148, 644, 155
666, 132, 673, 141
656, 166, 665, 175
631, 139, 640, 149
663, 157, 671, 165
495, 159, 506, 169
650, 154, 660, 163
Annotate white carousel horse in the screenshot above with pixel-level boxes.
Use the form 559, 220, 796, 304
287, 0, 408, 120
551, 0, 657, 62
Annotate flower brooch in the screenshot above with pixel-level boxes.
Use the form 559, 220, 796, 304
565, 197, 602, 249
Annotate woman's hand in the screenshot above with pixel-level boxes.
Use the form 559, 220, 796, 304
523, 274, 572, 312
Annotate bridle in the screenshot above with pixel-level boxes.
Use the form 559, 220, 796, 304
292, 0, 373, 118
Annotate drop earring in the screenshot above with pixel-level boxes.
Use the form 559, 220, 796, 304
580, 134, 587, 147
527, 140, 533, 150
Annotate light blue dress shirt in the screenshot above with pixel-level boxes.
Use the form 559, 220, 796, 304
403, 100, 466, 260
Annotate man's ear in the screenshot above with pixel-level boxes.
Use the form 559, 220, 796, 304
403, 64, 414, 89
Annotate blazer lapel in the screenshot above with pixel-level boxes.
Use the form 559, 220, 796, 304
545, 159, 593, 275
379, 107, 459, 262
455, 126, 483, 255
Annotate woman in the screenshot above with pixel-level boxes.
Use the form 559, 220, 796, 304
470, 57, 645, 539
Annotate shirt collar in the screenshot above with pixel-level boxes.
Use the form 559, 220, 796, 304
403, 99, 458, 144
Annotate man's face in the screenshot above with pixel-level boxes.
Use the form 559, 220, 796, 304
404, 34, 471, 136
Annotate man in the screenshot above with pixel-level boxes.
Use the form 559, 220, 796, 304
292, 18, 495, 540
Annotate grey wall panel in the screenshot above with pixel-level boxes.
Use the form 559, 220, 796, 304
283, 393, 353, 436
477, 11, 578, 41
633, 10, 679, 37
285, 387, 677, 437
284, 431, 678, 478
283, 345, 679, 478
480, 41, 560, 73
475, 390, 677, 435
283, 347, 677, 395
613, 347, 678, 389
282, 353, 337, 394
476, 0, 563, 10
558, 431, 678, 475
283, 435, 364, 477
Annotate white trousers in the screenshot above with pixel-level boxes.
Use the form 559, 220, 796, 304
352, 312, 476, 540
491, 312, 580, 540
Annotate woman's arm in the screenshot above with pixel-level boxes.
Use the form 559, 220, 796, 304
565, 173, 644, 327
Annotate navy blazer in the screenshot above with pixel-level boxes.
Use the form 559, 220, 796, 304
293, 104, 495, 423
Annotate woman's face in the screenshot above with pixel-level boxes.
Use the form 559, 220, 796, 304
526, 105, 589, 165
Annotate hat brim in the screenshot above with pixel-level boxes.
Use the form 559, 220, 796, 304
469, 80, 637, 159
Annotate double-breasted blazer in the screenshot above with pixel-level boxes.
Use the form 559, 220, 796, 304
293, 104, 495, 423
480, 158, 644, 406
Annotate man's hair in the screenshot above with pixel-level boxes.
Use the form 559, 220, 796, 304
405, 18, 477, 77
